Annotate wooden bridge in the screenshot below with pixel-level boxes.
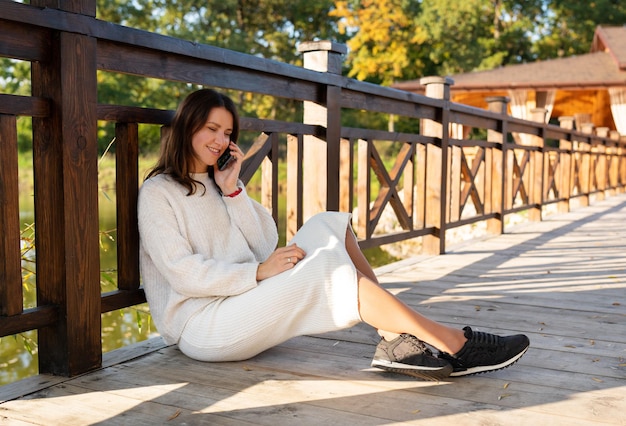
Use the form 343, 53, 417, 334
1, 1, 625, 423
1, 193, 625, 424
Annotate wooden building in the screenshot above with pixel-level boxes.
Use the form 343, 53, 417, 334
393, 26, 626, 135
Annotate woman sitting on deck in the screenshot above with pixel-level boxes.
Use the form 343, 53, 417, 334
137, 88, 530, 381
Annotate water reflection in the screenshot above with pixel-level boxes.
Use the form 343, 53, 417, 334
1, 192, 157, 387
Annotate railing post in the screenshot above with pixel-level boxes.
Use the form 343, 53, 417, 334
30, 0, 101, 376
529, 108, 546, 221
579, 124, 594, 206
558, 116, 574, 213
596, 127, 609, 137
285, 133, 304, 241
485, 96, 509, 235
420, 76, 453, 255
596, 127, 609, 198
115, 123, 140, 291
298, 41, 346, 221
609, 131, 624, 193
0, 114, 22, 317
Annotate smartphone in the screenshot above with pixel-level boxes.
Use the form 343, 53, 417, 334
217, 146, 236, 171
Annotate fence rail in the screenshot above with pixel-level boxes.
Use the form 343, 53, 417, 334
1, 0, 625, 379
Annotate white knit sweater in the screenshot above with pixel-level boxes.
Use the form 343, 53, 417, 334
137, 172, 278, 344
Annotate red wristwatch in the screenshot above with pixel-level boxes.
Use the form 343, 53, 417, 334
224, 187, 243, 198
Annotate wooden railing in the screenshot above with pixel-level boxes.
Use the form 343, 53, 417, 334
1, 0, 625, 379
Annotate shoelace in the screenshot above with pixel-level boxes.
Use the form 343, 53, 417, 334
401, 334, 433, 355
466, 330, 504, 353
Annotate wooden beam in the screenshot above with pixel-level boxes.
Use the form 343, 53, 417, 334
115, 123, 140, 291
32, 27, 101, 377
0, 94, 50, 117
0, 114, 22, 317
0, 306, 59, 337
0, 19, 51, 62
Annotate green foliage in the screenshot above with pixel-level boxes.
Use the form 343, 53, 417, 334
416, 0, 546, 74
0, 59, 30, 95
331, 0, 625, 85
16, 117, 33, 153
92, 0, 345, 151
97, 0, 342, 127
533, 0, 626, 59
331, 0, 427, 85
97, 0, 342, 62
2, 0, 625, 154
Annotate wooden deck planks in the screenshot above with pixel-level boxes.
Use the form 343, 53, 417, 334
1, 194, 625, 425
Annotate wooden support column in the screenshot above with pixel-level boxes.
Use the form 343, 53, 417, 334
115, 123, 140, 291
579, 124, 594, 206
31, 0, 101, 377
485, 96, 509, 235
298, 41, 346, 220
0, 115, 22, 316
609, 131, 624, 193
420, 76, 453, 255
356, 138, 371, 240
285, 134, 304, 242
596, 127, 611, 197
557, 116, 574, 213
529, 108, 546, 221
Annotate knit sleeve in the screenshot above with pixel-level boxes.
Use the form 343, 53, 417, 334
138, 178, 259, 298
222, 184, 278, 262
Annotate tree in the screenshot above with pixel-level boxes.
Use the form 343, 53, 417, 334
5, 0, 626, 152
95, 0, 344, 151
331, 0, 427, 85
533, 0, 626, 59
331, 0, 547, 85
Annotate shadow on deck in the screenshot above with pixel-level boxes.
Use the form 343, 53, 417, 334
1, 195, 625, 425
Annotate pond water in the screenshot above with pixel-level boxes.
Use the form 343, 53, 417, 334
2, 190, 396, 386
1, 192, 156, 386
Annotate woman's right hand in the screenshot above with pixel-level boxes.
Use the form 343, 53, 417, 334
256, 243, 306, 281
214, 141, 244, 195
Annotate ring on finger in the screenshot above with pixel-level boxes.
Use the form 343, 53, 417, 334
287, 257, 291, 263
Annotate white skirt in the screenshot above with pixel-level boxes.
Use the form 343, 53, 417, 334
178, 211, 362, 361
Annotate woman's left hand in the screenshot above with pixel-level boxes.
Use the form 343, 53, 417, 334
214, 141, 244, 194
256, 244, 306, 281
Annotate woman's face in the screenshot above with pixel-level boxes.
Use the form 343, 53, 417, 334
190, 106, 234, 173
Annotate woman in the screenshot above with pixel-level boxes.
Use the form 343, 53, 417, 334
138, 88, 529, 380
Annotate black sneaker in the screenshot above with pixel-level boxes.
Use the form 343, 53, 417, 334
439, 326, 530, 377
371, 334, 453, 381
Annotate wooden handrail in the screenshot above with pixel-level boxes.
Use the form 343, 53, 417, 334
1, 0, 625, 380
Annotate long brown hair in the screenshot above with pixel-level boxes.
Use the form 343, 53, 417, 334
146, 88, 240, 195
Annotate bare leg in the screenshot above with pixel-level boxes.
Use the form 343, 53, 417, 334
357, 272, 466, 353
344, 227, 379, 283
344, 228, 466, 354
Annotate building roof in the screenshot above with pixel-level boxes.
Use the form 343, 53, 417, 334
392, 26, 626, 93
592, 26, 626, 70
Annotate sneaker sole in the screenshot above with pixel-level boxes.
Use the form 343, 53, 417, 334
449, 345, 529, 377
371, 359, 453, 381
